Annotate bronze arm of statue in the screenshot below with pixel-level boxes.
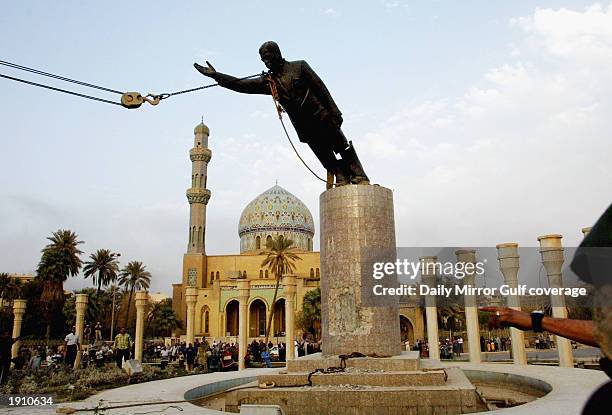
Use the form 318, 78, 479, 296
194, 41, 369, 186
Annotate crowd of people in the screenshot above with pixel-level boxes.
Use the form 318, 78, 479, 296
480, 335, 511, 352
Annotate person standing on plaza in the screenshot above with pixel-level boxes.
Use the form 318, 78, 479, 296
83, 324, 91, 345
113, 327, 132, 368
186, 343, 196, 371
94, 321, 102, 342
64, 326, 79, 367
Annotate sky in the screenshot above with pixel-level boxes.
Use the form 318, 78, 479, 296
1, 1, 610, 293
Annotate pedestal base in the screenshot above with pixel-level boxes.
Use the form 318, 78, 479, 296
320, 185, 401, 356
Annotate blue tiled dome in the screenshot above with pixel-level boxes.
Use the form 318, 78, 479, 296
238, 185, 314, 253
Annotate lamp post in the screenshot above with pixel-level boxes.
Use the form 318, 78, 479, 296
421, 256, 440, 361
496, 243, 527, 365
537, 234, 573, 368
109, 252, 121, 341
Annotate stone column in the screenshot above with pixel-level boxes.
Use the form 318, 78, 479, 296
237, 279, 250, 370
185, 287, 198, 345
134, 291, 148, 362
456, 249, 481, 363
11, 300, 27, 359
320, 185, 401, 356
538, 234, 573, 368
496, 243, 527, 365
422, 256, 440, 361
73, 293, 88, 369
283, 275, 297, 361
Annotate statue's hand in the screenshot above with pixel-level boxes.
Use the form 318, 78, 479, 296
194, 61, 217, 78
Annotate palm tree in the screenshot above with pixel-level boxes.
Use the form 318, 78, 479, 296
261, 235, 301, 344
0, 273, 11, 307
0, 274, 23, 308
118, 261, 151, 328
297, 288, 321, 340
36, 229, 83, 342
145, 299, 182, 337
83, 249, 120, 294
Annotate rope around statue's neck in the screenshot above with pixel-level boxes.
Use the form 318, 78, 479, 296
265, 74, 329, 185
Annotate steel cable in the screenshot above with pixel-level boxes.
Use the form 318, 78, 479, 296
0, 59, 123, 94
0, 73, 122, 106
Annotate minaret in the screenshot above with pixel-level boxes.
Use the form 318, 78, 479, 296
182, 121, 211, 289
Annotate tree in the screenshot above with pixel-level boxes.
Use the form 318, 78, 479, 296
118, 261, 151, 329
145, 299, 182, 338
62, 288, 106, 329
296, 288, 321, 340
261, 235, 301, 344
83, 249, 120, 294
36, 229, 83, 342
0, 273, 23, 308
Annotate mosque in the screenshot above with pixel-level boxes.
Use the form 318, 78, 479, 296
171, 122, 424, 344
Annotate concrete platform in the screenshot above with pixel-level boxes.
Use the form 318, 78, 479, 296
286, 351, 420, 373
258, 370, 447, 387
15, 362, 608, 415
231, 368, 484, 415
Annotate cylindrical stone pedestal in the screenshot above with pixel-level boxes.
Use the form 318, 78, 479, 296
185, 287, 198, 345
134, 291, 148, 362
284, 275, 297, 360
538, 234, 573, 368
496, 243, 527, 365
456, 249, 481, 363
422, 256, 440, 361
73, 294, 88, 369
237, 279, 250, 370
11, 299, 27, 359
320, 185, 401, 356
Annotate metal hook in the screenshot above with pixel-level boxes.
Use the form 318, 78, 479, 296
143, 93, 161, 106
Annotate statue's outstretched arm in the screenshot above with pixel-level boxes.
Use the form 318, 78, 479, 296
194, 62, 269, 95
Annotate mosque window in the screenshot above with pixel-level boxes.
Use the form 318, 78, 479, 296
265, 270, 269, 278
316, 268, 320, 278
210, 272, 214, 284
243, 270, 247, 278
310, 268, 314, 278
191, 175, 195, 187
216, 271, 219, 280
279, 234, 284, 244
259, 270, 263, 279
204, 310, 209, 334
266, 235, 272, 247
256, 236, 261, 250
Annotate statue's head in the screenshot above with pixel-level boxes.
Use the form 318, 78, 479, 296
259, 41, 283, 72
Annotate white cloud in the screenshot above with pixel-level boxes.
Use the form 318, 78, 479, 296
323, 8, 336, 15
354, 3, 612, 248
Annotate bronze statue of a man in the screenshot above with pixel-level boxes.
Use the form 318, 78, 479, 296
194, 41, 369, 186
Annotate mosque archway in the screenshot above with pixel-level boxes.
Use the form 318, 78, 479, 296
273, 298, 286, 336
400, 315, 415, 344
249, 299, 267, 337
225, 300, 239, 336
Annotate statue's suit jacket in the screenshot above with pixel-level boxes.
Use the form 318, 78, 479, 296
213, 60, 343, 145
